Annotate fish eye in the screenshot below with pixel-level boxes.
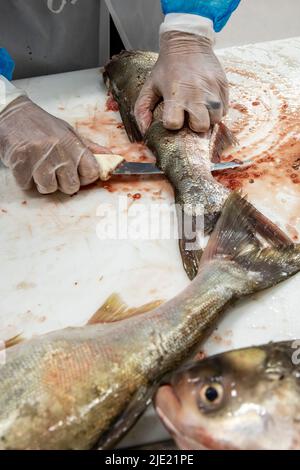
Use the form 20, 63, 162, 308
197, 382, 224, 411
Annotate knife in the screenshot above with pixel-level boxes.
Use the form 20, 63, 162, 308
113, 160, 252, 175
94, 154, 252, 181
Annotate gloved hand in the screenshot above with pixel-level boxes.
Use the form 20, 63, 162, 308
0, 95, 108, 194
135, 31, 229, 135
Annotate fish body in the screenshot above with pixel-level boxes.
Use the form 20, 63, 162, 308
104, 51, 232, 278
103, 51, 292, 279
1, 194, 300, 449
155, 341, 300, 450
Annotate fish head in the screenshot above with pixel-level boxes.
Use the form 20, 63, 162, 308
155, 345, 300, 450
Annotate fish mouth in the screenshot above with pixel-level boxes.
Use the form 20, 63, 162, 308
155, 385, 237, 451
154, 385, 209, 450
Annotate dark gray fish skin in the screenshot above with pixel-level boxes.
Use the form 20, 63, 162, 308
104, 51, 231, 278
1, 194, 300, 450
155, 341, 300, 450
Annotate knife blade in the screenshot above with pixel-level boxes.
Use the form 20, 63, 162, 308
112, 160, 253, 176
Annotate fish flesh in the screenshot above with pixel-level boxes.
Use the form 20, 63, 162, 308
1, 194, 300, 449
103, 51, 290, 279
155, 341, 300, 450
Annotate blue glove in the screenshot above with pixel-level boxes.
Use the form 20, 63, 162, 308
0, 48, 15, 80
161, 0, 241, 32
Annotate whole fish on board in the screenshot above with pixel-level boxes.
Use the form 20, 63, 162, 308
1, 194, 300, 450
103, 51, 290, 279
155, 341, 300, 450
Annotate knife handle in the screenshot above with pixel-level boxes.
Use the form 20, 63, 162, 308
93, 154, 125, 181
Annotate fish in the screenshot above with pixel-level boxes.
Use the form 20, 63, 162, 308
155, 341, 300, 450
1, 194, 300, 450
103, 51, 291, 279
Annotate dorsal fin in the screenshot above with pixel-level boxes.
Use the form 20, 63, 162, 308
3, 333, 24, 349
210, 123, 239, 163
87, 294, 164, 325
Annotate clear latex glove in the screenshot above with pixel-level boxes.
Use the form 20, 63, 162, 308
0, 96, 110, 194
135, 31, 229, 134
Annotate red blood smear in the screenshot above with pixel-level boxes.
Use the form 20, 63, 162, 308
106, 93, 119, 112
132, 193, 142, 200
232, 103, 248, 114
215, 99, 300, 193
252, 101, 260, 106
103, 184, 115, 193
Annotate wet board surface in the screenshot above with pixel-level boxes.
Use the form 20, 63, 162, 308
0, 37, 300, 447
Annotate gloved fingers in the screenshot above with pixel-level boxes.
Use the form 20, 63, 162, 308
33, 141, 81, 195
186, 103, 210, 133
30, 139, 84, 195
10, 147, 34, 190
162, 100, 185, 131
207, 99, 223, 125
78, 149, 100, 186
217, 78, 229, 116
55, 160, 81, 195
134, 78, 160, 135
32, 160, 58, 194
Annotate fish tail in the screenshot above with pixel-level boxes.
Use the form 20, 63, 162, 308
179, 192, 293, 281
200, 192, 300, 291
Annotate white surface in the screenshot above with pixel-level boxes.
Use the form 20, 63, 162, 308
216, 0, 300, 49
1, 37, 300, 447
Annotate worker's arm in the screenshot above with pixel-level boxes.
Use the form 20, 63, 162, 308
135, 0, 241, 134
0, 48, 105, 195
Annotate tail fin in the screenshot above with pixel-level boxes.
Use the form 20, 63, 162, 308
178, 191, 293, 281
200, 193, 300, 291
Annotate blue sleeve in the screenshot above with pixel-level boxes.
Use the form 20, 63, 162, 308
0, 48, 15, 80
161, 0, 241, 32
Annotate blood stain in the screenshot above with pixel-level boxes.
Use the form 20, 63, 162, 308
106, 93, 119, 112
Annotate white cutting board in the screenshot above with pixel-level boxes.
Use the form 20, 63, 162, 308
0, 38, 300, 447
